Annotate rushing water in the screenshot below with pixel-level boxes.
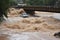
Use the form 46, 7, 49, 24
0, 12, 60, 40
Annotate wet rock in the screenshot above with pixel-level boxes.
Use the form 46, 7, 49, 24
54, 32, 60, 38
20, 12, 29, 18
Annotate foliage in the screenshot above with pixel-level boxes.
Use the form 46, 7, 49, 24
9, 0, 18, 6
25, 0, 57, 6
0, 0, 10, 22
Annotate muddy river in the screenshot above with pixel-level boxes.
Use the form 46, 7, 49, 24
0, 9, 60, 40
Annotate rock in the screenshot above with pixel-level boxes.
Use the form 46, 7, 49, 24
54, 32, 60, 38
20, 12, 29, 18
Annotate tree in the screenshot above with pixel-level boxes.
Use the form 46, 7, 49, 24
25, 0, 57, 6
9, 0, 18, 6
54, 0, 60, 7
25, 0, 44, 6
0, 0, 10, 22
